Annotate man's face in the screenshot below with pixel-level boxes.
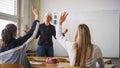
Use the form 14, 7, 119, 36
45, 15, 52, 24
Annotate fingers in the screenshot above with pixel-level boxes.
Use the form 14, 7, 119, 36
60, 11, 68, 19
32, 6, 39, 20
59, 11, 68, 25
32, 6, 36, 11
61, 11, 68, 17
32, 6, 34, 11
32, 6, 38, 12
62, 11, 68, 18
32, 6, 39, 14
63, 11, 68, 17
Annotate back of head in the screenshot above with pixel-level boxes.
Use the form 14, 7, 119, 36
73, 24, 93, 67
1, 24, 17, 45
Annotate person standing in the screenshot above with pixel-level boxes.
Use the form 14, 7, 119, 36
36, 12, 56, 57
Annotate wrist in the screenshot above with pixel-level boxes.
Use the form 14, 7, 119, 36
59, 22, 62, 26
35, 20, 40, 23
35, 18, 39, 20
35, 16, 39, 20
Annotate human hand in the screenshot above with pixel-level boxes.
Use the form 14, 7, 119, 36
46, 57, 57, 64
59, 11, 68, 25
32, 6, 39, 20
64, 28, 68, 34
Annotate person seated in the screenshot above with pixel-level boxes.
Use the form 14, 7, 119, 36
56, 12, 105, 68
0, 7, 40, 68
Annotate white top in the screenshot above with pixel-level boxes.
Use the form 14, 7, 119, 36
56, 25, 105, 68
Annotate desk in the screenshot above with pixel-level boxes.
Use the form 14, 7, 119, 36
31, 63, 57, 68
28, 56, 72, 68
0, 64, 23, 68
29, 57, 115, 68
31, 63, 86, 68
28, 56, 69, 62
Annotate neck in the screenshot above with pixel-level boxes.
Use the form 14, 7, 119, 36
45, 22, 50, 26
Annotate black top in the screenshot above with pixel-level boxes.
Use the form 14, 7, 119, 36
0, 20, 40, 52
36, 23, 56, 46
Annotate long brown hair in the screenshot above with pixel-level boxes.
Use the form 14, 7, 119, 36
1, 24, 17, 45
73, 24, 93, 67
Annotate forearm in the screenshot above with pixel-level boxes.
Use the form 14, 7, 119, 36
24, 20, 40, 39
16, 20, 40, 46
24, 21, 40, 50
56, 25, 63, 38
35, 15, 39, 20
56, 24, 69, 49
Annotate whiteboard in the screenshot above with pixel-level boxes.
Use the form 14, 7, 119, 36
53, 10, 119, 58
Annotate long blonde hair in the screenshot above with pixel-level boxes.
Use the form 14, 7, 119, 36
73, 24, 93, 67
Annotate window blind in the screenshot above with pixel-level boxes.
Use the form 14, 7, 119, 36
0, 0, 17, 15
0, 0, 18, 39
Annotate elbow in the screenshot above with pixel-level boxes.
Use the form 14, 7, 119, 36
100, 62, 105, 68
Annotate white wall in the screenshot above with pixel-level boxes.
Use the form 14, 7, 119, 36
40, 0, 120, 57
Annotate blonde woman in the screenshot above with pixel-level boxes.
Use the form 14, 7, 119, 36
56, 12, 105, 68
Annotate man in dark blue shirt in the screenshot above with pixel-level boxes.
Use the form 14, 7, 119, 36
36, 12, 56, 57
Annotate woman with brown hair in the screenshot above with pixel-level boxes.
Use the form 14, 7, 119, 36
56, 12, 105, 68
0, 7, 40, 68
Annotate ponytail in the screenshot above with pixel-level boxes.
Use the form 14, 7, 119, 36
1, 24, 17, 45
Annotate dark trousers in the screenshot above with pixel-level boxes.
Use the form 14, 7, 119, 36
37, 45, 54, 57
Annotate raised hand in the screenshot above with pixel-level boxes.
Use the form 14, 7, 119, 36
59, 11, 68, 25
32, 6, 40, 20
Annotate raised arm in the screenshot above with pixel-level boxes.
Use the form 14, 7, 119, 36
14, 7, 40, 46
32, 6, 39, 20
56, 12, 69, 48
59, 12, 68, 25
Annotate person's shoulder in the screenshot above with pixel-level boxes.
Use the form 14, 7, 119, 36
40, 23, 44, 25
49, 24, 55, 29
93, 44, 102, 53
92, 44, 103, 58
50, 24, 55, 27
92, 44, 101, 52
39, 23, 45, 27
93, 44, 100, 49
